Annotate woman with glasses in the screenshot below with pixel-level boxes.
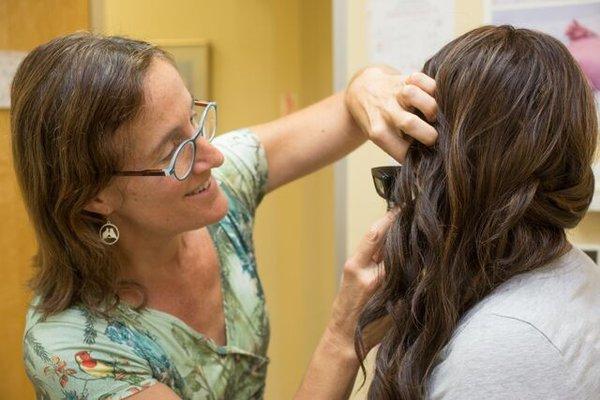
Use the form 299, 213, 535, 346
357, 26, 600, 399
13, 33, 436, 399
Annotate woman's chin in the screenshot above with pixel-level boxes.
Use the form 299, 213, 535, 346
192, 191, 229, 228
208, 193, 229, 223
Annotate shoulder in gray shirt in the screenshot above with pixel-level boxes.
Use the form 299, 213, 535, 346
427, 246, 600, 400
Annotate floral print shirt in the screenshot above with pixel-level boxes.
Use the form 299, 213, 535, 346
23, 129, 270, 400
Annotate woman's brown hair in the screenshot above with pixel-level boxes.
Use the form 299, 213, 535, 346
355, 25, 598, 399
11, 32, 171, 317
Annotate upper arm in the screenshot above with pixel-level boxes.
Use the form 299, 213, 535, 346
212, 129, 269, 214
125, 382, 181, 399
427, 314, 578, 400
23, 313, 160, 400
251, 92, 364, 193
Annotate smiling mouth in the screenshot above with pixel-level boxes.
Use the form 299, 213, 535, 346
186, 178, 212, 196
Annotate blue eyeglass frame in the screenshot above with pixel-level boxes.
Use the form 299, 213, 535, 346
115, 100, 217, 181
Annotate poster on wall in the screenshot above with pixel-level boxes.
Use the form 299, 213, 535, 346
486, 0, 600, 113
366, 0, 455, 75
0, 51, 28, 109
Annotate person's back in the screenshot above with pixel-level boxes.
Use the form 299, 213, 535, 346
354, 25, 599, 399
428, 246, 600, 399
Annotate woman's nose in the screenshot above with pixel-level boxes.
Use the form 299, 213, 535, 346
192, 138, 224, 174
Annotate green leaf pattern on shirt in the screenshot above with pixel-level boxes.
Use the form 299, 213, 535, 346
23, 129, 270, 399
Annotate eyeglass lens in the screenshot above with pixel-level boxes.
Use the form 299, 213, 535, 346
174, 104, 217, 180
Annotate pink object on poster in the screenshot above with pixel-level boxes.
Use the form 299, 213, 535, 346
566, 20, 600, 91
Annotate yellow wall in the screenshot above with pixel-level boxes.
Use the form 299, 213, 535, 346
93, 1, 334, 398
0, 2, 89, 398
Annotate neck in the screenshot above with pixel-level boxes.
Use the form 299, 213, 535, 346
113, 223, 206, 284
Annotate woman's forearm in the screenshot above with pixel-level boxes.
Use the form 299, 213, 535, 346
294, 326, 361, 400
252, 91, 366, 193
294, 212, 396, 399
251, 66, 438, 194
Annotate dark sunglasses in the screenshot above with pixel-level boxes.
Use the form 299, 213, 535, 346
371, 166, 402, 210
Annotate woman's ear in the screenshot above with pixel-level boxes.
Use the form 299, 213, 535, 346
83, 187, 119, 216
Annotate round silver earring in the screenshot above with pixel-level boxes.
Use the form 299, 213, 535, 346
99, 220, 119, 245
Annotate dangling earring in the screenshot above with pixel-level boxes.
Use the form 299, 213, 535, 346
99, 220, 119, 245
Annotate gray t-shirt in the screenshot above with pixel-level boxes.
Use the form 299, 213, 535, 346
427, 246, 600, 400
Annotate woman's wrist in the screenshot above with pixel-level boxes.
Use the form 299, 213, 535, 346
294, 322, 361, 400
344, 65, 402, 139
322, 322, 360, 366
337, 89, 365, 142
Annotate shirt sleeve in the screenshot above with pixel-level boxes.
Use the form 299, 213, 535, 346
426, 314, 580, 400
211, 129, 269, 216
23, 309, 158, 400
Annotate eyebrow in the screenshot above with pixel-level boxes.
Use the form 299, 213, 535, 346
149, 97, 195, 159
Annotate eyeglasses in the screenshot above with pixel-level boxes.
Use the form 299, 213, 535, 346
115, 100, 217, 181
372, 166, 401, 210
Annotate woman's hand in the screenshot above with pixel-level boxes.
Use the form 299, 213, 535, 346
346, 65, 438, 162
326, 211, 395, 355
294, 212, 395, 400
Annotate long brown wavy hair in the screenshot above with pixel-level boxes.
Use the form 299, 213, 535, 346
11, 32, 172, 317
355, 25, 598, 399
